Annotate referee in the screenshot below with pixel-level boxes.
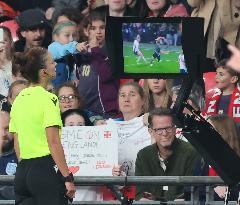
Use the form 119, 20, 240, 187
9, 47, 76, 205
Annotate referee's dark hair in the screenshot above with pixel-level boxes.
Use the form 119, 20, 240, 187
17, 47, 48, 84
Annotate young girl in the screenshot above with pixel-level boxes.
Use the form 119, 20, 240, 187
133, 34, 147, 64
75, 11, 119, 118
61, 108, 93, 126
48, 21, 88, 88
143, 79, 172, 112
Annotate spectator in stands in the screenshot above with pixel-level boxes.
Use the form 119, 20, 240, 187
135, 108, 198, 201
55, 82, 84, 113
118, 82, 147, 121
138, 0, 189, 17
112, 82, 148, 175
209, 115, 240, 200
61, 108, 101, 202
110, 82, 151, 200
0, 26, 13, 97
205, 59, 240, 126
51, 8, 85, 42
7, 80, 29, 105
0, 111, 15, 155
187, 0, 240, 61
52, 7, 84, 26
61, 108, 93, 126
143, 79, 172, 112
9, 47, 76, 204
48, 21, 88, 87
95, 0, 137, 16
0, 94, 10, 112
56, 82, 104, 124
14, 9, 51, 52
0, 110, 17, 200
75, 11, 119, 118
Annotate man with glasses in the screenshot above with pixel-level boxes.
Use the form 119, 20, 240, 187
135, 107, 199, 201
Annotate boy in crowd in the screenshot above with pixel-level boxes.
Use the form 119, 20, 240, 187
205, 59, 240, 126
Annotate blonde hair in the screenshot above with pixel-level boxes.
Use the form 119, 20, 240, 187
209, 115, 240, 157
52, 21, 76, 35
143, 79, 172, 112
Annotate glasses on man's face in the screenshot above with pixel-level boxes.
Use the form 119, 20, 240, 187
152, 126, 175, 135
58, 94, 77, 103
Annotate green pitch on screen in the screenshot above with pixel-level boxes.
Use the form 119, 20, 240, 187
123, 42, 181, 74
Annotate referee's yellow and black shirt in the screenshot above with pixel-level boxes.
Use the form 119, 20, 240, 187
9, 86, 62, 159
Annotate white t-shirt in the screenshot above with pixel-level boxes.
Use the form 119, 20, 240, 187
133, 40, 139, 53
0, 62, 12, 97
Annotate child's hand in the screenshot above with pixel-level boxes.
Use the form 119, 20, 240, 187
88, 36, 99, 49
76, 41, 88, 52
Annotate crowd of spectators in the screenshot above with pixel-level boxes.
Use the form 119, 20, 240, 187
0, 0, 240, 203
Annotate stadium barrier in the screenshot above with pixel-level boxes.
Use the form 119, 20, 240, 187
0, 176, 237, 205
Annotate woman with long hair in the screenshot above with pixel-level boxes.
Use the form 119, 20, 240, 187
143, 79, 172, 112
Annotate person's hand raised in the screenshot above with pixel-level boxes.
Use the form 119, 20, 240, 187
227, 45, 240, 72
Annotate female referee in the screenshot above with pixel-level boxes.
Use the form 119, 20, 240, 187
9, 47, 76, 205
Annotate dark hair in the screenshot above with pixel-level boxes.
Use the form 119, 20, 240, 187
81, 11, 105, 30
52, 7, 84, 26
137, 0, 171, 17
12, 52, 25, 77
17, 47, 48, 84
79, 11, 105, 43
61, 109, 93, 126
215, 58, 240, 83
148, 107, 175, 128
8, 80, 29, 98
55, 82, 84, 107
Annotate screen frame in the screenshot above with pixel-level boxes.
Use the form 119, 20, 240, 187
105, 16, 204, 79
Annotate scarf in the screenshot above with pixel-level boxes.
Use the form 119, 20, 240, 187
206, 86, 240, 123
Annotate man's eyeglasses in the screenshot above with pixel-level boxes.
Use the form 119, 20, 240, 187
58, 95, 77, 103
152, 126, 175, 135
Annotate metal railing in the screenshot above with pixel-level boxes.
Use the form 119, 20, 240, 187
0, 176, 235, 205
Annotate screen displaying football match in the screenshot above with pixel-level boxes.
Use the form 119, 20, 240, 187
122, 23, 187, 74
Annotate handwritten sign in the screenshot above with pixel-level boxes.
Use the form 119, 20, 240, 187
107, 116, 152, 176
61, 125, 118, 176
